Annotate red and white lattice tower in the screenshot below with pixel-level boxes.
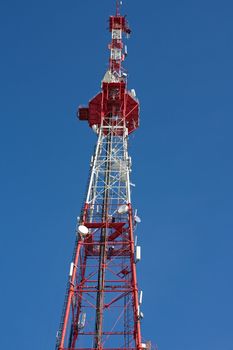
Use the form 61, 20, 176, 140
55, 2, 149, 350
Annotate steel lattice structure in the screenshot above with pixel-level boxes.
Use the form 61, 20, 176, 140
55, 2, 149, 350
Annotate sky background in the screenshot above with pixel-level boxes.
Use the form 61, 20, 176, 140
0, 0, 233, 349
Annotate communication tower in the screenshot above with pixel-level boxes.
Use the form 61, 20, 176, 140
55, 2, 149, 350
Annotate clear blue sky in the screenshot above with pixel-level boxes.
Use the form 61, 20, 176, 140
0, 0, 233, 349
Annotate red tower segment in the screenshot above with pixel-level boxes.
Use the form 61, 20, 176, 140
55, 3, 148, 350
79, 6, 139, 135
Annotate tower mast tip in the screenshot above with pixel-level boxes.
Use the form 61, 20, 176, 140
116, 0, 123, 16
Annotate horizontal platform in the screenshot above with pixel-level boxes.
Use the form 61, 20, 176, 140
60, 348, 136, 350
84, 222, 126, 229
